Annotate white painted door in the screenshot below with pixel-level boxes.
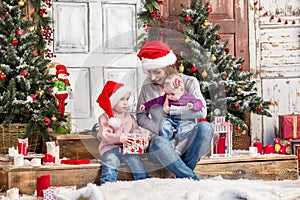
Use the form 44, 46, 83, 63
249, 0, 300, 145
51, 0, 145, 132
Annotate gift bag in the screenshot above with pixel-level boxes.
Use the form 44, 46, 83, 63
279, 113, 300, 139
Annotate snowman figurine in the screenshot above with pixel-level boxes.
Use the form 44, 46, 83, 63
53, 64, 71, 118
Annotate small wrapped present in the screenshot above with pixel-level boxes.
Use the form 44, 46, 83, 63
290, 140, 300, 168
123, 132, 150, 154
279, 113, 300, 139
43, 186, 77, 200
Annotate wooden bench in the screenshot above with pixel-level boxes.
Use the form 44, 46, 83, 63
0, 154, 298, 195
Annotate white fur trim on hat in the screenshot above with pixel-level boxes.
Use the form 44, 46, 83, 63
108, 117, 122, 128
141, 50, 177, 73
110, 86, 131, 108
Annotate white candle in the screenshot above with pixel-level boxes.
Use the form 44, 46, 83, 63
31, 158, 41, 166
7, 187, 19, 200
13, 154, 24, 166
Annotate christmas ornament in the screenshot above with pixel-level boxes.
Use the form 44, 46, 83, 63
213, 108, 221, 116
270, 15, 275, 20
51, 115, 57, 122
178, 64, 184, 73
0, 73, 6, 80
18, 0, 25, 7
236, 126, 241, 131
185, 15, 191, 22
225, 47, 230, 54
184, 36, 190, 43
11, 38, 18, 46
207, 6, 212, 12
3, 12, 9, 19
239, 66, 244, 72
236, 88, 242, 93
191, 65, 197, 73
216, 34, 220, 40
17, 28, 24, 36
257, 105, 262, 113
21, 70, 27, 77
203, 20, 209, 26
211, 54, 217, 62
44, 117, 51, 126
201, 70, 208, 78
224, 72, 228, 79
234, 103, 239, 109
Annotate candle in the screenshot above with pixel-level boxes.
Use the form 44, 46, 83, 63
6, 187, 19, 200
249, 146, 258, 156
215, 136, 226, 154
31, 158, 41, 166
253, 142, 262, 154
36, 174, 50, 197
18, 138, 28, 156
264, 144, 274, 154
14, 154, 24, 167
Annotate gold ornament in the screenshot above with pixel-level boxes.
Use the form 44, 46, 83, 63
236, 88, 242, 93
178, 64, 184, 73
211, 54, 217, 62
201, 70, 208, 78
51, 115, 58, 122
203, 20, 209, 26
18, 0, 25, 7
184, 37, 190, 43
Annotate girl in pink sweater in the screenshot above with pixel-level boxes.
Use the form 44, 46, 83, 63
96, 81, 148, 184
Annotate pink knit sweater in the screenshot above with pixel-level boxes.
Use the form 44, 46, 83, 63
97, 112, 141, 155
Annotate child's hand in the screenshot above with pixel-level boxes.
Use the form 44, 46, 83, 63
186, 103, 194, 110
120, 132, 133, 145
140, 105, 145, 111
163, 98, 170, 114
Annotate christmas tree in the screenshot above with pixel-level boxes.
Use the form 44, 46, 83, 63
0, 0, 62, 140
138, 0, 272, 133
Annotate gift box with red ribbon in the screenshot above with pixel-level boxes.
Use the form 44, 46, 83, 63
279, 113, 300, 139
123, 132, 150, 154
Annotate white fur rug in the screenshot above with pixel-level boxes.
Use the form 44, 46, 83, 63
55, 176, 300, 200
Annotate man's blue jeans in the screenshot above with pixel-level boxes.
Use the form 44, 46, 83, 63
100, 147, 148, 184
148, 121, 213, 180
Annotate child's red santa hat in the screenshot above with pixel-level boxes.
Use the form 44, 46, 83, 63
96, 81, 131, 128
137, 40, 177, 73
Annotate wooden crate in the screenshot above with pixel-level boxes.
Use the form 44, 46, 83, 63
195, 155, 299, 181
49, 134, 100, 159
0, 163, 101, 195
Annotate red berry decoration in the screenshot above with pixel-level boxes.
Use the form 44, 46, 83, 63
257, 105, 262, 113
11, 38, 18, 46
234, 103, 239, 109
270, 15, 275, 20
277, 18, 282, 22
0, 73, 6, 80
21, 71, 28, 77
185, 15, 191, 22
191, 66, 197, 73
292, 20, 296, 24
216, 34, 220, 40
239, 66, 244, 72
207, 6, 212, 12
284, 20, 288, 24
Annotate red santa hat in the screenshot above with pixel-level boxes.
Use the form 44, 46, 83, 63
56, 64, 69, 77
96, 81, 131, 128
137, 40, 177, 73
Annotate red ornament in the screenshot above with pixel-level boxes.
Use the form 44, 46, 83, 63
277, 18, 282, 22
225, 47, 230, 54
234, 103, 239, 109
257, 105, 262, 113
0, 73, 6, 80
254, 1, 258, 6
207, 6, 212, 12
185, 15, 191, 22
239, 66, 244, 71
292, 20, 296, 24
11, 38, 18, 46
17, 29, 24, 36
259, 6, 263, 10
191, 66, 197, 73
263, 11, 268, 16
284, 20, 288, 24
21, 71, 28, 77
224, 72, 228, 79
236, 126, 241, 131
3, 12, 9, 19
270, 15, 275, 20
216, 34, 220, 40
44, 117, 51, 126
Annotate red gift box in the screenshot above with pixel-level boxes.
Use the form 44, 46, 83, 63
290, 140, 300, 168
279, 114, 300, 139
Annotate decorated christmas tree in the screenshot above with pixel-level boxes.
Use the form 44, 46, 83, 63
0, 0, 62, 140
138, 0, 272, 134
